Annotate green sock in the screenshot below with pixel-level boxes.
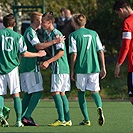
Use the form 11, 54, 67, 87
78, 91, 89, 121
3, 106, 10, 117
13, 97, 22, 121
22, 93, 32, 116
61, 94, 70, 121
24, 91, 42, 119
92, 92, 102, 108
53, 94, 64, 122
0, 96, 4, 116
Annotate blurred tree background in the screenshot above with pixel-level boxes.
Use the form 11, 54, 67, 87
0, 0, 129, 55
0, 0, 133, 99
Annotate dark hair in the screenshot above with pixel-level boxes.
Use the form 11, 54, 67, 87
113, 0, 130, 11
3, 13, 16, 27
42, 12, 55, 24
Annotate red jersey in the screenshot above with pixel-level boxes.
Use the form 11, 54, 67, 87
118, 14, 133, 72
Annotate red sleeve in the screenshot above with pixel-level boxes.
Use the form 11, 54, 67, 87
118, 21, 131, 65
118, 39, 131, 65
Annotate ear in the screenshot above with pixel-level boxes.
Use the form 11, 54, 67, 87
119, 8, 123, 12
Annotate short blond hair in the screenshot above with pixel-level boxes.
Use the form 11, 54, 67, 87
30, 12, 42, 23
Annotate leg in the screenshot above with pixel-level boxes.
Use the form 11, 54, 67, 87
22, 92, 32, 116
48, 92, 65, 126
78, 90, 90, 126
61, 92, 72, 126
91, 91, 105, 126
12, 93, 23, 127
24, 91, 42, 119
22, 91, 42, 126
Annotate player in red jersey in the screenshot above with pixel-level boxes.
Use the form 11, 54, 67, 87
114, 0, 133, 104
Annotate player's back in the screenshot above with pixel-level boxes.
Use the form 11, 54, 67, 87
0, 28, 22, 74
69, 28, 101, 74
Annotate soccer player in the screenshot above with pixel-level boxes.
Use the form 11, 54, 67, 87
0, 13, 46, 127
69, 13, 106, 126
41, 12, 72, 126
114, 1, 133, 106
20, 12, 65, 126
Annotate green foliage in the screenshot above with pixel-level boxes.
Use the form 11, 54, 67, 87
0, 0, 125, 55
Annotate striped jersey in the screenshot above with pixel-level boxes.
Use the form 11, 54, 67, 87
20, 26, 40, 73
43, 28, 69, 74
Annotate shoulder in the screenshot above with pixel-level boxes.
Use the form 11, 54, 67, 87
53, 28, 63, 36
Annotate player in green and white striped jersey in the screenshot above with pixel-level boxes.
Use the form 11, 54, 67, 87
20, 12, 65, 126
41, 12, 72, 126
0, 13, 45, 127
69, 13, 106, 126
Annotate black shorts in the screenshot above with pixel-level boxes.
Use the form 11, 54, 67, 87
127, 72, 133, 97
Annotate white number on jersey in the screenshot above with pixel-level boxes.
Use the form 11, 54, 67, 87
83, 34, 92, 49
2, 35, 14, 51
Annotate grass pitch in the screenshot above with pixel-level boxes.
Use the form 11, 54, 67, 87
0, 99, 132, 133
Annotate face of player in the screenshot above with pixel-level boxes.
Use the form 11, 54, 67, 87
35, 16, 42, 29
116, 8, 128, 20
41, 17, 51, 30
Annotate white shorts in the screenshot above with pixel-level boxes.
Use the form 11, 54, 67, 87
76, 73, 100, 92
0, 67, 21, 95
20, 72, 43, 94
51, 74, 70, 92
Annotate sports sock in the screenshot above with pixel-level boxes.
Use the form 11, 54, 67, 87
22, 93, 32, 115
78, 91, 89, 121
0, 96, 4, 116
3, 106, 10, 116
24, 91, 42, 119
53, 94, 64, 122
92, 92, 102, 108
13, 97, 22, 121
61, 94, 70, 121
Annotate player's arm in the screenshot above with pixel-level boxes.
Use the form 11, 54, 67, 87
35, 36, 65, 50
40, 50, 64, 69
70, 53, 77, 81
98, 50, 106, 79
115, 31, 131, 78
21, 50, 46, 58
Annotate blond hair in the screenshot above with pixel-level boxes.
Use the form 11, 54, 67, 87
72, 13, 86, 27
30, 12, 42, 23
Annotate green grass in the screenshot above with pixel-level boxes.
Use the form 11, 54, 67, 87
0, 99, 133, 133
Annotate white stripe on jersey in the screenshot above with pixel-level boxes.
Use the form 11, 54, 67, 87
27, 32, 40, 46
56, 42, 64, 50
69, 36, 77, 53
96, 34, 103, 51
19, 36, 27, 53
122, 32, 131, 39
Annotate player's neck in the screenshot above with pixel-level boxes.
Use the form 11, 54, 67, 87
30, 23, 38, 31
6, 27, 13, 30
47, 25, 54, 34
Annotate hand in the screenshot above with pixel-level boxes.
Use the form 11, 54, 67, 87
53, 35, 66, 44
40, 60, 50, 69
38, 50, 46, 57
100, 68, 106, 79
71, 71, 75, 81
114, 65, 121, 78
